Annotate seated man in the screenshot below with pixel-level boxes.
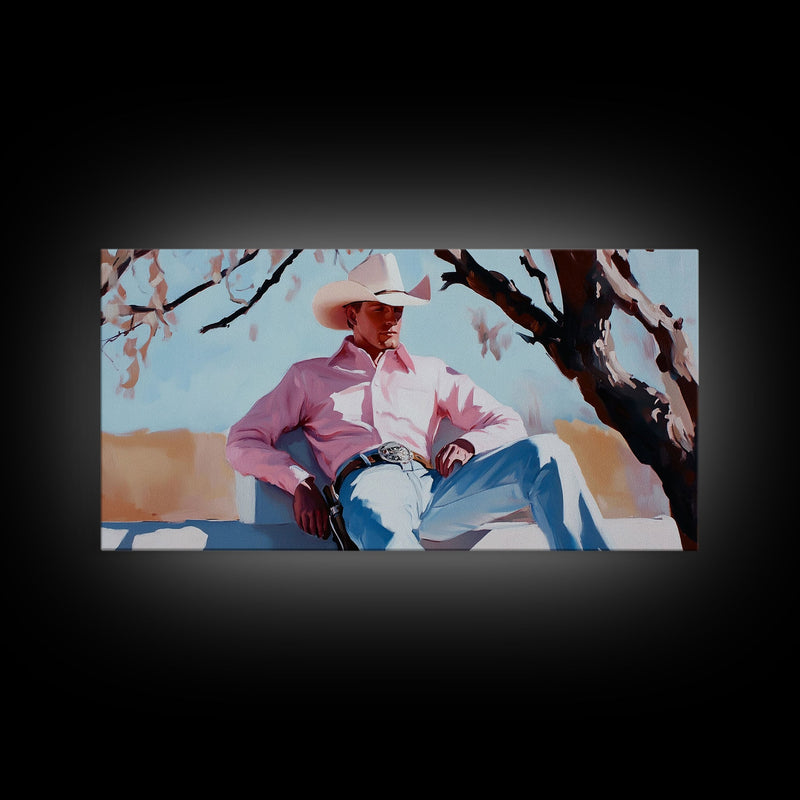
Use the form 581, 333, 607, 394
226, 252, 609, 550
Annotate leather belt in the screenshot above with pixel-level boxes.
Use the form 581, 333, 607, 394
333, 441, 432, 495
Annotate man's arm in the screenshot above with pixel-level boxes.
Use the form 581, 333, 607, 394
435, 364, 527, 470
227, 370, 331, 537
225, 365, 313, 496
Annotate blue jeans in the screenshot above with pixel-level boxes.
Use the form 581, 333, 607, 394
338, 434, 609, 550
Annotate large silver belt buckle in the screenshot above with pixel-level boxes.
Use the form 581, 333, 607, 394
377, 441, 412, 465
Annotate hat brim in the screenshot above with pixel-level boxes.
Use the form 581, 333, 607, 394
312, 274, 431, 330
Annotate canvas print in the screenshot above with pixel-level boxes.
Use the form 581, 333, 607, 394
101, 248, 699, 551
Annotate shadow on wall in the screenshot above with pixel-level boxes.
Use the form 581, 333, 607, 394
101, 422, 670, 523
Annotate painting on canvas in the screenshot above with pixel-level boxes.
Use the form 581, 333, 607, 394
100, 248, 698, 551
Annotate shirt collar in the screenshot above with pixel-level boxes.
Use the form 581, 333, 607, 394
392, 342, 416, 373
328, 335, 416, 373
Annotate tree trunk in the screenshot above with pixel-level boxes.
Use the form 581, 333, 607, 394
436, 248, 699, 550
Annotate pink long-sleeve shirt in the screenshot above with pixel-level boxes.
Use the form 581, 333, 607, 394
226, 336, 527, 495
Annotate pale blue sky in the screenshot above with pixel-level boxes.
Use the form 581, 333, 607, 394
100, 249, 699, 435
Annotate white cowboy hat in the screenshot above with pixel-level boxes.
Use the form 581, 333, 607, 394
312, 252, 431, 330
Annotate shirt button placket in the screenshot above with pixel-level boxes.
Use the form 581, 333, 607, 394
372, 358, 386, 439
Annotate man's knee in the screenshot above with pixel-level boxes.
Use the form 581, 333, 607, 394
517, 433, 577, 473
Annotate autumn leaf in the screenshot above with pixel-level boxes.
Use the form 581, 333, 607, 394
148, 251, 168, 312
285, 275, 301, 302
269, 249, 291, 271
468, 307, 513, 361
207, 250, 225, 284
119, 337, 140, 395
101, 248, 134, 294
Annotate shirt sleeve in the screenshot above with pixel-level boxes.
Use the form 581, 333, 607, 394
225, 365, 313, 495
436, 363, 528, 454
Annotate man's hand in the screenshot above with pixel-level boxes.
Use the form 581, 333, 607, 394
293, 478, 330, 538
435, 438, 475, 478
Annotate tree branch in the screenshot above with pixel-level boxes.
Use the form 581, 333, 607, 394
101, 249, 262, 328
102, 317, 144, 347
164, 249, 261, 313
435, 249, 562, 345
101, 249, 152, 296
199, 249, 303, 333
520, 249, 564, 323
595, 249, 698, 424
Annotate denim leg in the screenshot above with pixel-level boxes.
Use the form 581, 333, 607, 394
339, 463, 430, 550
418, 434, 609, 550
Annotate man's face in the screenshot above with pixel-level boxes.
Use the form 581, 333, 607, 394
349, 302, 404, 354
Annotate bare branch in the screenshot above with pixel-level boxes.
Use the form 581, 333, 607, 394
102, 315, 145, 347
520, 249, 564, 323
199, 249, 303, 333
435, 249, 562, 346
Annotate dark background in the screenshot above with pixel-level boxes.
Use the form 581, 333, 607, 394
10, 72, 788, 728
